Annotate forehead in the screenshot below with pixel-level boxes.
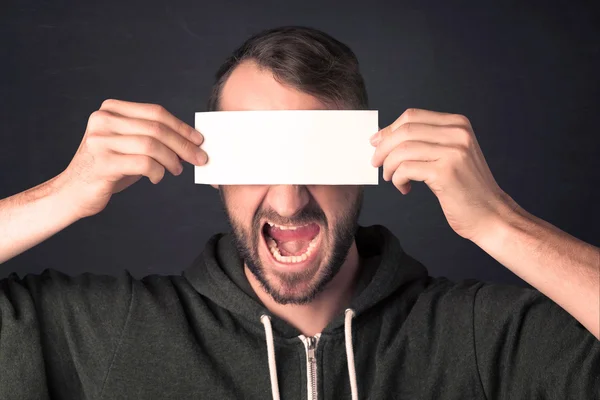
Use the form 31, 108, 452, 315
219, 60, 325, 111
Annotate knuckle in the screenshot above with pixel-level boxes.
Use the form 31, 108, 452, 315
176, 119, 191, 136
147, 120, 164, 137
456, 127, 472, 147
397, 140, 412, 152
394, 109, 415, 128
100, 98, 116, 109
397, 160, 408, 171
404, 108, 418, 120
399, 123, 414, 138
395, 163, 409, 182
88, 110, 109, 128
177, 139, 196, 162
83, 133, 102, 149
139, 136, 158, 154
149, 104, 166, 119
165, 147, 180, 165
179, 138, 194, 154
453, 113, 471, 127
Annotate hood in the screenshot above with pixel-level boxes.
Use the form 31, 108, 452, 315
183, 224, 429, 339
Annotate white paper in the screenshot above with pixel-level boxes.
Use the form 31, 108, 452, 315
194, 110, 379, 185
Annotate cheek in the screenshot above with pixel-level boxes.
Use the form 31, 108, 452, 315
222, 186, 267, 220
313, 186, 361, 218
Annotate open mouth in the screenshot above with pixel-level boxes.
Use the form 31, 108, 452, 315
261, 221, 321, 264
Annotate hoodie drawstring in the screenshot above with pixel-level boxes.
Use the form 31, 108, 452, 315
260, 309, 358, 400
344, 308, 358, 400
261, 314, 281, 400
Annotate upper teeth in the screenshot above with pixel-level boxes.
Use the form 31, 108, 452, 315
266, 221, 309, 231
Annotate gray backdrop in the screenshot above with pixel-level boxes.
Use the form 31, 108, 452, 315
1, 1, 598, 286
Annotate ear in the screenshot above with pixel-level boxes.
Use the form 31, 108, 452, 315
211, 184, 219, 189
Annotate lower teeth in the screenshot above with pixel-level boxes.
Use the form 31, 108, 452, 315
267, 236, 318, 263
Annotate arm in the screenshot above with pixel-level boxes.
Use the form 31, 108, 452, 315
0, 268, 133, 398
472, 281, 600, 399
371, 108, 599, 339
0, 99, 207, 265
0, 174, 80, 263
474, 195, 600, 339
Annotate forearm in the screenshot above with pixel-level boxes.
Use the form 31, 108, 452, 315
475, 194, 600, 339
0, 173, 80, 264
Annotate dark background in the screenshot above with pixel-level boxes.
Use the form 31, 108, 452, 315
1, 1, 598, 285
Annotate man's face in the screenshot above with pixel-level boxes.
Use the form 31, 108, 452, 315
217, 60, 363, 305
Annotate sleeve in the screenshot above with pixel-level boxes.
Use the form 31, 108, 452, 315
473, 283, 600, 400
0, 268, 133, 400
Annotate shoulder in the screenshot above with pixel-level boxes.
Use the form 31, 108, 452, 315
1, 268, 194, 314
416, 277, 546, 313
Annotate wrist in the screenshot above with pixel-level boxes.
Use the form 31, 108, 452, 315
473, 192, 531, 252
0, 172, 84, 263
48, 171, 87, 223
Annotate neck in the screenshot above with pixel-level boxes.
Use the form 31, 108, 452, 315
245, 241, 361, 337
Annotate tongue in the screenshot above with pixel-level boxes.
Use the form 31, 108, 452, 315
278, 241, 308, 256
266, 223, 320, 256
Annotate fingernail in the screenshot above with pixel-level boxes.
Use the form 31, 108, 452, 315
193, 129, 204, 145
196, 149, 207, 165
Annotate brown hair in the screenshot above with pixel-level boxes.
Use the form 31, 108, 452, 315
206, 26, 369, 111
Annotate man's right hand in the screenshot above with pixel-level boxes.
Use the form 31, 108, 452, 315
57, 99, 208, 219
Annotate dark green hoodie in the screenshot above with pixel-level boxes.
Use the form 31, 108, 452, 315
1, 225, 598, 399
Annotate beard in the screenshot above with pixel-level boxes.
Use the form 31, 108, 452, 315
219, 187, 363, 305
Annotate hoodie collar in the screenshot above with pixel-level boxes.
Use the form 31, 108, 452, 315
183, 224, 429, 339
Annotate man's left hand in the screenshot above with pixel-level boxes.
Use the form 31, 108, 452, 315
370, 108, 517, 242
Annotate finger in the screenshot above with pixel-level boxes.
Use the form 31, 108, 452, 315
91, 133, 184, 176
97, 112, 208, 166
372, 123, 454, 167
100, 99, 204, 146
105, 153, 166, 184
371, 109, 470, 146
381, 141, 444, 181
391, 160, 436, 194
389, 108, 471, 132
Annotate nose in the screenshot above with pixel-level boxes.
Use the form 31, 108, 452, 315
265, 185, 310, 219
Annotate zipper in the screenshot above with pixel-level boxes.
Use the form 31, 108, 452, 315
299, 333, 321, 400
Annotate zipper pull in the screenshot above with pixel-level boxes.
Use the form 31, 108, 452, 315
307, 336, 316, 362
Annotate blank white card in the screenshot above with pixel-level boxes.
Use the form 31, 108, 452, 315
194, 110, 379, 185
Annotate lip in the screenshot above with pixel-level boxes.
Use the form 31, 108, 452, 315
260, 222, 323, 272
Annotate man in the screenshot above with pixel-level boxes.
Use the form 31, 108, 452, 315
0, 26, 598, 400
